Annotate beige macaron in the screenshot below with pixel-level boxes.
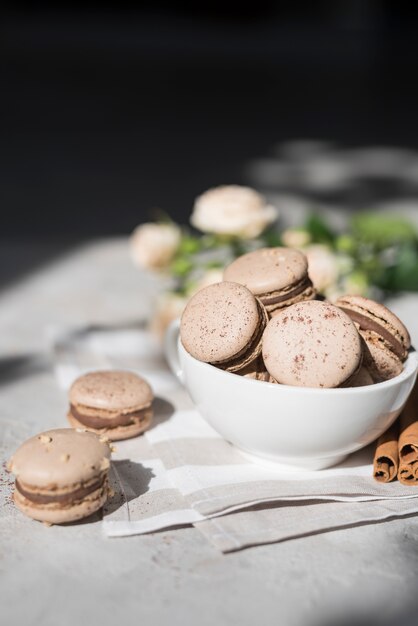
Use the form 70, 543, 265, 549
335, 295, 411, 382
223, 247, 316, 314
262, 300, 363, 388
180, 281, 268, 372
8, 429, 111, 524
68, 370, 153, 441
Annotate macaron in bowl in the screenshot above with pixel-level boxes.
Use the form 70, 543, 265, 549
8, 429, 111, 524
262, 300, 363, 388
68, 370, 153, 441
180, 281, 268, 373
223, 247, 316, 315
165, 319, 418, 469
336, 295, 411, 381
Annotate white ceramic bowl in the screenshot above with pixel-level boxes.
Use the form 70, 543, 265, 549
165, 319, 418, 470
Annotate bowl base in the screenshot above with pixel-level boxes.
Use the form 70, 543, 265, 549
237, 448, 348, 471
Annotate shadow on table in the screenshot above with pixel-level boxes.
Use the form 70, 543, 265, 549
61, 461, 156, 524
151, 396, 175, 428
315, 598, 418, 626
105, 461, 156, 516
0, 353, 50, 386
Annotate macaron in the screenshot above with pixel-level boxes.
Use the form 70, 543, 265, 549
223, 247, 316, 314
68, 370, 153, 441
238, 356, 270, 382
262, 300, 363, 388
180, 281, 268, 372
8, 428, 111, 524
335, 295, 411, 382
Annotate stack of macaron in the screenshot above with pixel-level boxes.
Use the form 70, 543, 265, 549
180, 246, 411, 389
8, 429, 112, 524
8, 370, 155, 524
223, 247, 316, 315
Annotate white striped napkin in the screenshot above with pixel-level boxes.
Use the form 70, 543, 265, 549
51, 325, 418, 552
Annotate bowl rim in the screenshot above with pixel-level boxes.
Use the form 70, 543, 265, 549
178, 338, 418, 395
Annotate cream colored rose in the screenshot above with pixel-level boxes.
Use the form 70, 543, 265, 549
189, 268, 224, 297
130, 223, 181, 270
191, 185, 278, 239
281, 228, 311, 249
342, 272, 369, 297
305, 244, 338, 293
149, 292, 187, 339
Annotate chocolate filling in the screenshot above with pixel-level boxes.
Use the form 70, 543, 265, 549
339, 308, 405, 359
70, 404, 150, 429
260, 278, 313, 306
15, 476, 105, 506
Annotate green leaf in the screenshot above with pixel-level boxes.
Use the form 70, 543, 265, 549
373, 244, 418, 292
262, 228, 283, 247
230, 238, 247, 258
305, 213, 336, 245
204, 260, 224, 269
351, 213, 416, 249
178, 235, 201, 255
336, 234, 356, 255
170, 257, 193, 277
343, 270, 369, 295
200, 234, 220, 250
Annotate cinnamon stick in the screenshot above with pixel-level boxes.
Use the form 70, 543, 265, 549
398, 379, 418, 485
373, 421, 399, 482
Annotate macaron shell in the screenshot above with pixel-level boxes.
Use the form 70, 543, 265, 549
262, 300, 362, 388
67, 409, 153, 441
223, 299, 268, 372
9, 429, 111, 489
361, 330, 404, 382
13, 480, 108, 524
223, 247, 309, 296
180, 282, 261, 364
69, 371, 153, 412
336, 295, 411, 353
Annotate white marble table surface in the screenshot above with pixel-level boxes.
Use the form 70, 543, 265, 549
1, 238, 418, 626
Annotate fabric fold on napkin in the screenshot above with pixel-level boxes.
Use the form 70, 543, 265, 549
103, 406, 418, 549
51, 325, 418, 552
145, 409, 418, 517
195, 497, 418, 552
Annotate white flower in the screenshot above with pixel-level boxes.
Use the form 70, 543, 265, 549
189, 268, 224, 297
149, 292, 187, 339
150, 270, 225, 339
342, 272, 369, 297
305, 244, 339, 293
130, 223, 181, 270
191, 185, 278, 239
281, 228, 311, 249
323, 286, 345, 303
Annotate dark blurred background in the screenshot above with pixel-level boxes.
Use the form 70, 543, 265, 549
2, 1, 418, 239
